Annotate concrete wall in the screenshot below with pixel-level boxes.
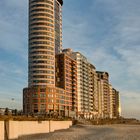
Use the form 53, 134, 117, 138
7, 121, 72, 139
0, 121, 4, 140
8, 121, 49, 139
50, 121, 72, 132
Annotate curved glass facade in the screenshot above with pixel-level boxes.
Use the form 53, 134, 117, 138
55, 0, 62, 54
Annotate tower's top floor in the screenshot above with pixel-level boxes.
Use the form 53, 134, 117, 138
57, 0, 63, 5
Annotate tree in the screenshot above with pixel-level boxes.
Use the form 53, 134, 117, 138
5, 108, 9, 115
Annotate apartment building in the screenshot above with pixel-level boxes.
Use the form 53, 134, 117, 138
97, 78, 104, 118
23, 0, 65, 115
55, 49, 78, 117
96, 71, 110, 118
112, 88, 120, 118
70, 52, 89, 118
109, 84, 113, 118
89, 64, 99, 118
23, 86, 67, 116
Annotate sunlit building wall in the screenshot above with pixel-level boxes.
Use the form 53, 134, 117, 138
23, 0, 64, 115
96, 71, 110, 118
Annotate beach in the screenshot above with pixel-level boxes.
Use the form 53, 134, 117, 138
18, 124, 140, 140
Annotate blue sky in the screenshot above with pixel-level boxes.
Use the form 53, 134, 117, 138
0, 0, 140, 119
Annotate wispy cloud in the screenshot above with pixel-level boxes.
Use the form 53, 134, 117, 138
63, 0, 140, 119
0, 0, 140, 119
0, 0, 28, 109
0, 0, 28, 57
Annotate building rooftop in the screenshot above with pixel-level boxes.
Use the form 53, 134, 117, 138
96, 71, 109, 76
58, 0, 63, 5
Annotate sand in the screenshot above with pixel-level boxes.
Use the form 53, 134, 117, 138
18, 124, 140, 140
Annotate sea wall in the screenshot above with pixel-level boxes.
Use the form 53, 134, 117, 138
0, 121, 4, 140
50, 121, 72, 132
7, 120, 72, 140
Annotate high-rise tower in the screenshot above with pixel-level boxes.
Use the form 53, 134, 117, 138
23, 0, 64, 115
29, 0, 63, 87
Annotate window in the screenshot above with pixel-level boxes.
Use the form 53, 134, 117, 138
48, 94, 53, 97
48, 99, 53, 103
30, 13, 53, 19
33, 99, 38, 103
40, 104, 46, 110
48, 104, 53, 109
30, 0, 53, 6
40, 93, 46, 97
30, 4, 53, 10
40, 99, 46, 103
32, 93, 38, 98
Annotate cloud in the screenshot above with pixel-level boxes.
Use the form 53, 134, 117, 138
4, 0, 27, 8
121, 91, 140, 119
0, 97, 22, 109
0, 59, 27, 110
63, 0, 140, 119
0, 0, 28, 58
0, 0, 140, 119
